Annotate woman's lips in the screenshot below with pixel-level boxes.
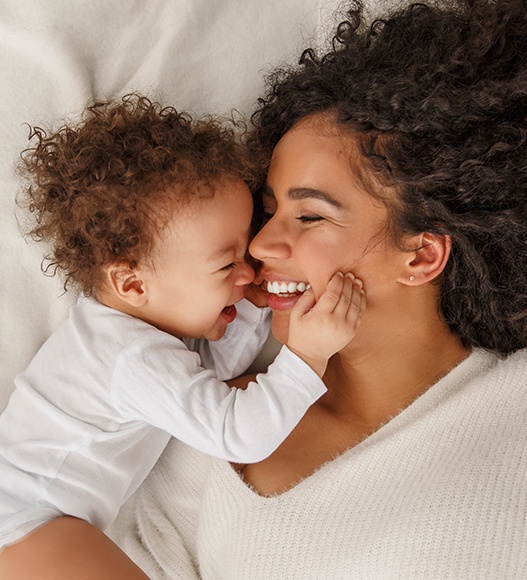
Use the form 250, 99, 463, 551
262, 277, 311, 311
267, 293, 303, 311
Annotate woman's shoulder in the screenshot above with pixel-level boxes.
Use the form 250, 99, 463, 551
465, 347, 527, 397
429, 346, 527, 402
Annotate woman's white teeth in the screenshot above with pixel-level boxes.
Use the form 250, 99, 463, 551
267, 281, 311, 295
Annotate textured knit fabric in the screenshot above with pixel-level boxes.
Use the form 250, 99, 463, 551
0, 297, 326, 549
111, 348, 527, 579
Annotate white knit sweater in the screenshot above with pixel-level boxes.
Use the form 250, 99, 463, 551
111, 348, 527, 579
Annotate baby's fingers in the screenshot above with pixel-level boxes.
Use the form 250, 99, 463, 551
291, 285, 316, 317
333, 273, 365, 320
313, 272, 345, 313
349, 281, 366, 327
332, 272, 355, 315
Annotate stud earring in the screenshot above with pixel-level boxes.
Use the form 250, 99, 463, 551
409, 275, 415, 281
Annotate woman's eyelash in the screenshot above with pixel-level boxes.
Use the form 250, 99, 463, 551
260, 211, 323, 224
297, 214, 324, 223
221, 262, 236, 271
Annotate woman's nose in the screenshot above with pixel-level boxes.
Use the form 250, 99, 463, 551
249, 217, 292, 261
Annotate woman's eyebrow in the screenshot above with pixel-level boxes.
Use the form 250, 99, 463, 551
263, 184, 343, 208
288, 187, 344, 208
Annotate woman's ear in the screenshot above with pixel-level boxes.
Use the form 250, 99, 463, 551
398, 232, 452, 286
105, 263, 148, 307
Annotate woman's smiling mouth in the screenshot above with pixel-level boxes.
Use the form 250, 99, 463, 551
265, 280, 311, 296
267, 281, 311, 294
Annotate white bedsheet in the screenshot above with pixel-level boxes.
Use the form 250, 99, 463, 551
0, 0, 347, 412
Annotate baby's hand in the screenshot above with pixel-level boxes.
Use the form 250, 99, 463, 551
287, 272, 365, 377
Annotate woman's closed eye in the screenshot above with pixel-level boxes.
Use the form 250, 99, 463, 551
261, 210, 324, 225
296, 214, 324, 224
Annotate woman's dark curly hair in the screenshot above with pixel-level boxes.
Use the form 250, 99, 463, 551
248, 0, 527, 357
19, 94, 256, 294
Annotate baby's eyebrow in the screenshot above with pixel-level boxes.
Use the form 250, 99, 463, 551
208, 243, 236, 262
264, 184, 343, 209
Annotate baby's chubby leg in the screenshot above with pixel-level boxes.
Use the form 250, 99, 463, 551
0, 516, 148, 579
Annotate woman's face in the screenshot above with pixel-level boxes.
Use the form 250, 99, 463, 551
249, 113, 409, 344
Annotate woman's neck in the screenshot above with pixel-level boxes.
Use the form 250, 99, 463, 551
321, 312, 470, 431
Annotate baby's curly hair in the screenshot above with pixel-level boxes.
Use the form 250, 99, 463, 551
19, 94, 256, 294
249, 0, 527, 356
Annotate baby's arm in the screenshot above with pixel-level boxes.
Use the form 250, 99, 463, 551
188, 299, 271, 381
287, 272, 365, 377
114, 273, 365, 464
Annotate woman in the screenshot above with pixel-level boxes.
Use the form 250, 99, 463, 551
111, 0, 527, 577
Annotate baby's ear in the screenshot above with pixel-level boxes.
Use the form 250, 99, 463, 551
105, 262, 147, 307
397, 232, 452, 286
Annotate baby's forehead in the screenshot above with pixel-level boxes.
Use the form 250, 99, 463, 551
152, 179, 252, 260
165, 174, 249, 204
160, 177, 252, 227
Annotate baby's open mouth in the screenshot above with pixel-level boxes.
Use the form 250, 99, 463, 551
265, 280, 311, 296
221, 304, 237, 322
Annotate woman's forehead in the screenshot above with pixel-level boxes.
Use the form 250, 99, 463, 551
268, 113, 393, 205
271, 114, 354, 171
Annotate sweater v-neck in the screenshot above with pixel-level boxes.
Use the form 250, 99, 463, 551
221, 348, 497, 499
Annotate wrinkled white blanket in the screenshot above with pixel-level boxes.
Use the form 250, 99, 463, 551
0, 0, 344, 413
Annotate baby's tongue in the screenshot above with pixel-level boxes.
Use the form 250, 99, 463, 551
221, 304, 237, 323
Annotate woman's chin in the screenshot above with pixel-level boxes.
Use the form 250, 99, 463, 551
271, 311, 291, 345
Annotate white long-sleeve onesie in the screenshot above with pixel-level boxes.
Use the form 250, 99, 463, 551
0, 296, 325, 548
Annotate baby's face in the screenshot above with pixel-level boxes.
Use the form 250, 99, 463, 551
140, 179, 255, 340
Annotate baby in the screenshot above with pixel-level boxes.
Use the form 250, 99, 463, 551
0, 94, 365, 550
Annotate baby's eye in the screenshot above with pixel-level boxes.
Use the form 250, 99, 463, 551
220, 262, 236, 271
297, 214, 324, 224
